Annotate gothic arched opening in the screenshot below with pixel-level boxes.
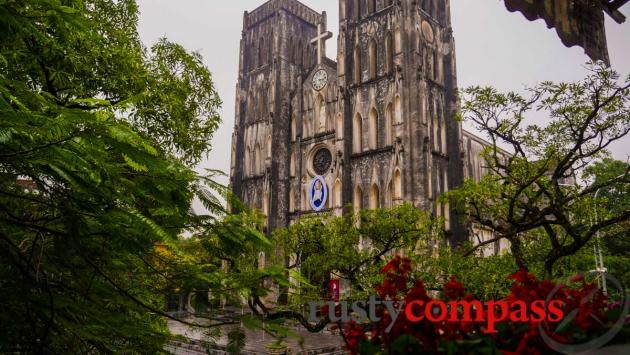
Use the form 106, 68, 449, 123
354, 44, 362, 84
368, 39, 377, 80
385, 103, 393, 146
334, 179, 342, 207
394, 96, 402, 123
368, 107, 378, 149
336, 113, 343, 139
370, 183, 380, 209
245, 145, 251, 176
354, 185, 363, 214
353, 113, 363, 153
258, 38, 265, 67
289, 187, 295, 212
385, 32, 394, 73
394, 169, 402, 199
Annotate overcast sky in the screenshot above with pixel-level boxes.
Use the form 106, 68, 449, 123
136, 0, 629, 185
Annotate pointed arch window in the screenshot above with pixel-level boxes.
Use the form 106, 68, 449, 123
354, 44, 361, 84
290, 152, 296, 176
427, 163, 433, 198
252, 145, 258, 175
385, 103, 393, 146
394, 169, 402, 199
338, 51, 345, 75
263, 192, 269, 225
250, 40, 257, 70
368, 108, 378, 149
433, 116, 439, 151
258, 38, 265, 67
386, 180, 393, 207
289, 187, 295, 212
268, 31, 274, 63
394, 27, 402, 53
334, 179, 343, 207
297, 40, 303, 66
244, 146, 251, 176
336, 113, 344, 139
369, 184, 380, 209
353, 113, 363, 153
254, 144, 261, 174
368, 39, 377, 80
385, 32, 394, 73
354, 185, 363, 214
394, 96, 402, 124
289, 36, 295, 62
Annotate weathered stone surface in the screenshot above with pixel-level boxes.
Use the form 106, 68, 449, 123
230, 0, 487, 246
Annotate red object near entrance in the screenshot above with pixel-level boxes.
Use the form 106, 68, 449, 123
329, 279, 340, 302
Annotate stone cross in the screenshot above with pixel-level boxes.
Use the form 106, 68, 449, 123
310, 22, 332, 65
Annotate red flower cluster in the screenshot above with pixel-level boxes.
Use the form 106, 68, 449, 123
343, 257, 615, 354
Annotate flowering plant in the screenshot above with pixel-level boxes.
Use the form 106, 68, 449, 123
342, 256, 627, 354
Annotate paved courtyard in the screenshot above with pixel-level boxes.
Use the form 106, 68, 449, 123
167, 315, 344, 354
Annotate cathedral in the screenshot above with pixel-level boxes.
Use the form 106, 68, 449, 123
229, 0, 496, 249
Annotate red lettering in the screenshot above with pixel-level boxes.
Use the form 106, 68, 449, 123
509, 300, 529, 322
448, 300, 483, 322
546, 300, 564, 322
530, 300, 546, 322
425, 300, 447, 322
404, 300, 425, 322
485, 300, 509, 333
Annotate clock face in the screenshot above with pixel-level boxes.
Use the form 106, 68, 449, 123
312, 69, 328, 91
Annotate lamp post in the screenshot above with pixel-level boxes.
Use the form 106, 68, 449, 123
592, 187, 608, 294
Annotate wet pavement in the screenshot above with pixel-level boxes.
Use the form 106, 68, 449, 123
167, 315, 344, 354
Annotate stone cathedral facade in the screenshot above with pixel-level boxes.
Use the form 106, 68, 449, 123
230, 0, 494, 248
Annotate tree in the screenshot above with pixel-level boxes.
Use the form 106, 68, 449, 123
583, 158, 630, 286
0, 0, 260, 352
243, 204, 436, 331
448, 63, 630, 277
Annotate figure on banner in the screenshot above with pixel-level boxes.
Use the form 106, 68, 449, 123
309, 176, 328, 211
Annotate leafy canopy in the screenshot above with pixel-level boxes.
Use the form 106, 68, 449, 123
0, 0, 260, 353
448, 63, 629, 277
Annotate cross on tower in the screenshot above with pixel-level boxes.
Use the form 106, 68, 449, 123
310, 22, 332, 65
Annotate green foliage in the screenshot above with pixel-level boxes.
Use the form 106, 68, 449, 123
415, 246, 517, 299
226, 329, 246, 354
0, 0, 255, 353
265, 204, 442, 307
1, 0, 220, 167
582, 158, 630, 285
449, 63, 630, 277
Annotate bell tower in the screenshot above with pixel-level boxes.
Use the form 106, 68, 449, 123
338, 0, 466, 245
230, 0, 323, 231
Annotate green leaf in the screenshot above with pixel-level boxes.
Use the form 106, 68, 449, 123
122, 154, 148, 172
226, 329, 246, 354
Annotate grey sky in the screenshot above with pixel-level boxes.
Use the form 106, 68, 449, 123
136, 0, 629, 186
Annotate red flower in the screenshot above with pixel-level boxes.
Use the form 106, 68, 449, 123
342, 257, 614, 354
444, 277, 465, 300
